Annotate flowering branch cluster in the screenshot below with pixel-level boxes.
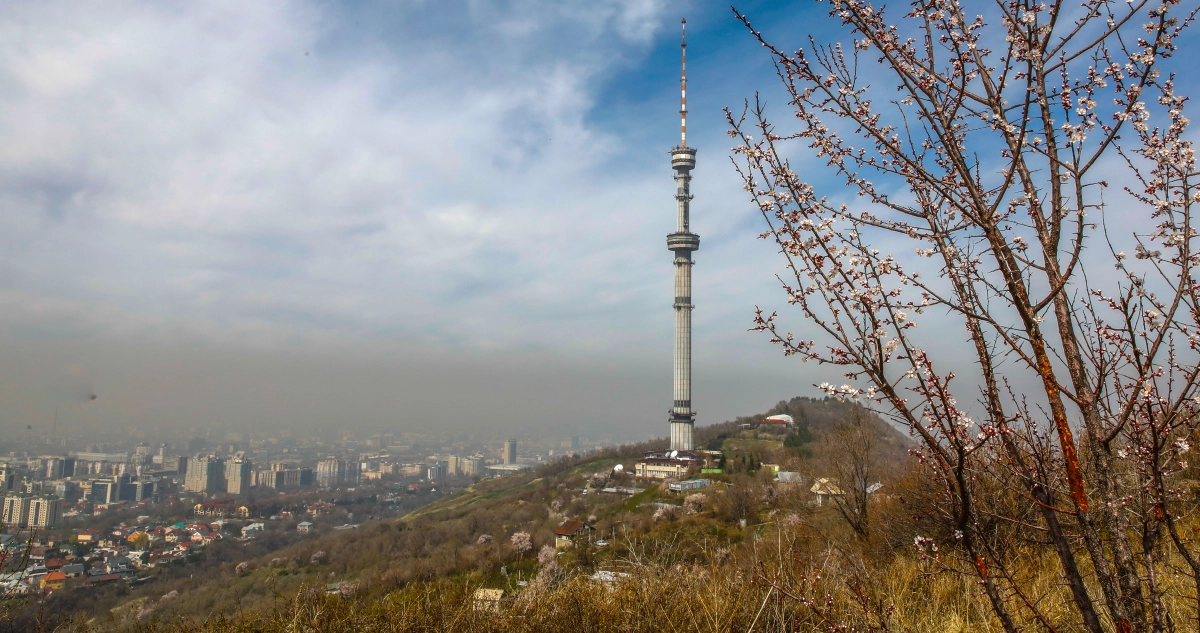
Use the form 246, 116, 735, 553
731, 0, 1200, 631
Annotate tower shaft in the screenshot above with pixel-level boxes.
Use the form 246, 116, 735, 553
667, 20, 697, 452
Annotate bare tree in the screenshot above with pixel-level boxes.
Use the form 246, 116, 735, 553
820, 407, 877, 538
730, 0, 1200, 631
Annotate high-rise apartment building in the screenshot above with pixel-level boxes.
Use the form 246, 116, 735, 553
184, 456, 224, 493
257, 466, 306, 489
224, 458, 251, 495
503, 438, 517, 465
316, 458, 344, 488
2, 495, 31, 527
28, 496, 62, 529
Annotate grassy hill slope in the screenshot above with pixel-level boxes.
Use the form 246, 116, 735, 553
10, 397, 911, 631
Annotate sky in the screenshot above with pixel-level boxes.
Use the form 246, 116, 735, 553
0, 0, 849, 440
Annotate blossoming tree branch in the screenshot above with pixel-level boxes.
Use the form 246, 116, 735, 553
729, 0, 1200, 631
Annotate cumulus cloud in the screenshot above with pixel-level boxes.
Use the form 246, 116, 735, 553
0, 0, 825, 436
0, 0, 670, 341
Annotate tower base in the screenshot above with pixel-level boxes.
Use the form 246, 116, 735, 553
669, 417, 694, 452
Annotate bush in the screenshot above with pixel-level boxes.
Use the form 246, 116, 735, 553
537, 545, 556, 566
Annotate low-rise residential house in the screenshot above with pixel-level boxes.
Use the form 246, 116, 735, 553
60, 563, 85, 577
193, 501, 234, 517
150, 553, 182, 567
307, 502, 334, 516
128, 551, 149, 568
297, 521, 314, 534
241, 522, 265, 537
554, 520, 594, 548
810, 478, 844, 506
40, 571, 66, 591
2, 579, 33, 595
105, 555, 133, 576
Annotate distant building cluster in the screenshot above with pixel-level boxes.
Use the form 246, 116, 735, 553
1, 428, 607, 545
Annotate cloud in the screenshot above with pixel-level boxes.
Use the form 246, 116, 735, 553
0, 0, 825, 436
0, 0, 679, 346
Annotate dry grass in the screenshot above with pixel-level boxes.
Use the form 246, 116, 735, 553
91, 527, 1192, 633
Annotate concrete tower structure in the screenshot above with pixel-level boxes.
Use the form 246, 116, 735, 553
668, 18, 699, 452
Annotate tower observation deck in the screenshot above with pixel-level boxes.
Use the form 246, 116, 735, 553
668, 19, 698, 452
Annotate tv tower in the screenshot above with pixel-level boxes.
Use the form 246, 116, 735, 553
667, 18, 698, 452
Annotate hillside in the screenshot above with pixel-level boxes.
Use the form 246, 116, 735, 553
4, 397, 911, 631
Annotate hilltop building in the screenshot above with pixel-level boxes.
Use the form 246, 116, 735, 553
762, 414, 795, 428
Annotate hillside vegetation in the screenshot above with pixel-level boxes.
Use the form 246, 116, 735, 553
5, 398, 937, 631
16, 396, 1200, 632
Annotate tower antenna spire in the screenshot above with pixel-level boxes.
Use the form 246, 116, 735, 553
680, 18, 687, 147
